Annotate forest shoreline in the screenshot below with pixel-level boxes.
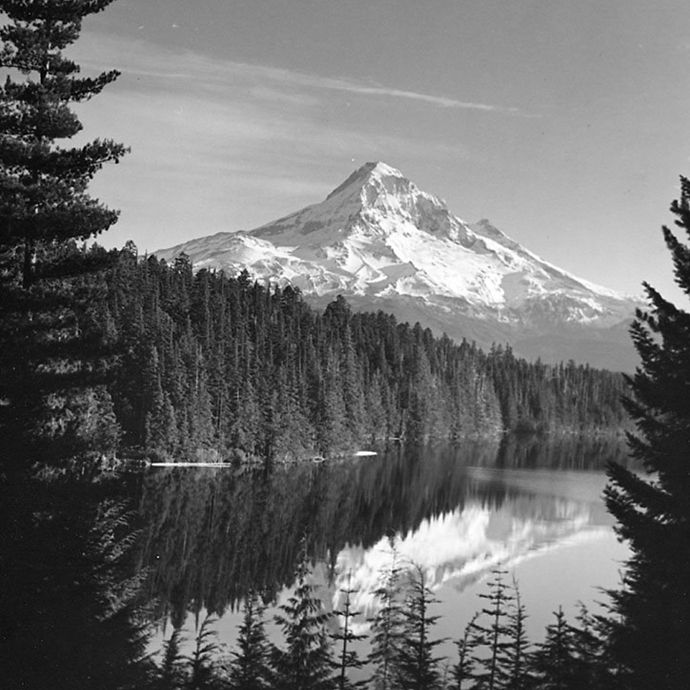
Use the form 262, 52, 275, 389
102, 425, 629, 474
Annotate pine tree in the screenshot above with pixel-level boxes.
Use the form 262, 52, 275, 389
500, 579, 532, 690
0, 0, 127, 471
272, 555, 334, 690
184, 615, 224, 690
568, 604, 612, 688
470, 569, 513, 690
156, 627, 188, 690
452, 613, 479, 690
0, 0, 127, 287
368, 539, 405, 690
530, 607, 577, 690
604, 177, 690, 689
330, 572, 367, 690
228, 593, 272, 690
394, 564, 445, 690
0, 486, 154, 689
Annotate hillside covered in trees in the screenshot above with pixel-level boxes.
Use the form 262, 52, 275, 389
93, 246, 628, 462
5, 3, 690, 689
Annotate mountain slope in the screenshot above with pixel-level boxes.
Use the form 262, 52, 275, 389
157, 162, 639, 370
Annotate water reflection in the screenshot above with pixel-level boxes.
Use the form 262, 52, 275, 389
136, 435, 630, 628
1, 436, 630, 685
495, 433, 629, 470
333, 468, 613, 628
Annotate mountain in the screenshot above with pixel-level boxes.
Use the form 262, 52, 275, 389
157, 161, 639, 370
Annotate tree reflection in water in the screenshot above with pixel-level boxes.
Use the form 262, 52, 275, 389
136, 437, 630, 627
0, 436, 629, 687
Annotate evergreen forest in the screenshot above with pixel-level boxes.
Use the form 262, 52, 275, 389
98, 247, 628, 464
2, 2, 690, 689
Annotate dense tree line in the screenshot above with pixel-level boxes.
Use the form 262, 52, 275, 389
103, 249, 501, 460
486, 346, 626, 434
93, 248, 628, 463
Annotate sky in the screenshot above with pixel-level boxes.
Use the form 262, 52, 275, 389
61, 0, 690, 302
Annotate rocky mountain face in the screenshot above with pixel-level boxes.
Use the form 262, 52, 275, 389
157, 162, 639, 371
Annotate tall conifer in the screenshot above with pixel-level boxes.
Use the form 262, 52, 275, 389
228, 593, 272, 690
368, 539, 405, 690
605, 177, 690, 689
330, 572, 367, 689
272, 554, 334, 690
0, 0, 127, 469
469, 569, 513, 690
394, 564, 445, 690
0, 0, 127, 287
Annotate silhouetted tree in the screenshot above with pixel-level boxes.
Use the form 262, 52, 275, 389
530, 608, 577, 690
605, 176, 690, 689
330, 572, 367, 689
228, 593, 272, 690
367, 540, 405, 690
0, 0, 126, 287
501, 579, 532, 690
452, 613, 479, 690
272, 555, 334, 690
0, 0, 127, 472
155, 627, 187, 690
568, 604, 612, 688
0, 483, 153, 689
184, 615, 224, 690
394, 564, 445, 690
470, 570, 513, 690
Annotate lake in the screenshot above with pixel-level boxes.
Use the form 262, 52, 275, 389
136, 435, 631, 665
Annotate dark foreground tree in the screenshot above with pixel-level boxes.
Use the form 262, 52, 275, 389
0, 0, 127, 471
330, 572, 367, 689
0, 0, 126, 286
452, 612, 479, 690
184, 615, 225, 690
367, 539, 405, 690
155, 627, 187, 690
0, 482, 153, 689
530, 608, 577, 690
228, 593, 272, 690
468, 569, 513, 690
500, 579, 532, 690
272, 555, 333, 690
394, 564, 445, 690
605, 176, 690, 689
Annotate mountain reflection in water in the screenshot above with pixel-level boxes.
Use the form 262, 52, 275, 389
136, 435, 630, 634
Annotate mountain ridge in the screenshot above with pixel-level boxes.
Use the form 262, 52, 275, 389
157, 161, 639, 370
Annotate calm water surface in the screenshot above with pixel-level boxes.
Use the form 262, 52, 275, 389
137, 435, 631, 660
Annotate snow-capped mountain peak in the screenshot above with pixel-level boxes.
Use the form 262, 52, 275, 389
251, 160, 469, 245
157, 162, 639, 369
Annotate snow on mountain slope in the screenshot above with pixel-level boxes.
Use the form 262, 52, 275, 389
157, 162, 640, 369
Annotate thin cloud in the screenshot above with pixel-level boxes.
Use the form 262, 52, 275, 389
73, 32, 526, 116
66, 31, 487, 251
287, 76, 518, 113
230, 60, 520, 114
